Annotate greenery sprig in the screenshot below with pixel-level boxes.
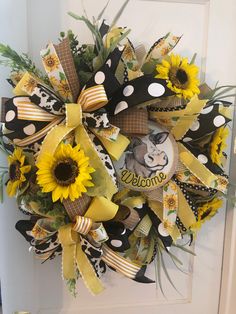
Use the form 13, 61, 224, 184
0, 44, 50, 85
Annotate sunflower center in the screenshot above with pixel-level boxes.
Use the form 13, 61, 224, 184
176, 69, 188, 84
46, 57, 55, 67
62, 82, 70, 91
200, 208, 212, 220
167, 197, 175, 207
169, 68, 188, 88
53, 158, 78, 186
9, 162, 21, 182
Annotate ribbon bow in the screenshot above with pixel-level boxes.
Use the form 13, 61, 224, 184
58, 224, 104, 295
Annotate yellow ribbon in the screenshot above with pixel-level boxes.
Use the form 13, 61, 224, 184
58, 195, 118, 294
178, 142, 218, 188
171, 95, 207, 140
58, 224, 104, 295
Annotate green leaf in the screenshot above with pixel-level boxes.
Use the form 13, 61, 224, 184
66, 279, 77, 298
160, 249, 181, 294
59, 72, 66, 81
163, 185, 168, 192
109, 0, 130, 30
0, 43, 50, 85
190, 53, 197, 65
172, 243, 196, 256
97, 0, 110, 20
42, 48, 50, 57
167, 210, 176, 216
68, 13, 105, 59
155, 246, 165, 296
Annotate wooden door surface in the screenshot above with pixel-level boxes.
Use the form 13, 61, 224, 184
0, 1, 236, 313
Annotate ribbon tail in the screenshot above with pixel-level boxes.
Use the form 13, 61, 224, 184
76, 240, 104, 295
62, 244, 77, 280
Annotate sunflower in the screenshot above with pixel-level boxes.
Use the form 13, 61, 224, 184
156, 53, 200, 99
49, 76, 72, 100
6, 148, 31, 197
10, 71, 24, 85
23, 76, 38, 94
210, 127, 229, 166
31, 224, 48, 240
36, 143, 95, 202
191, 198, 223, 231
42, 53, 60, 72
163, 193, 177, 211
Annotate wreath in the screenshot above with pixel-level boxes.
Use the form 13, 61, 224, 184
0, 2, 233, 296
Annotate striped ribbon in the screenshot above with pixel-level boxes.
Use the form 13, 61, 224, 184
14, 116, 64, 147
102, 244, 141, 279
15, 97, 55, 121
73, 216, 93, 235
78, 85, 108, 112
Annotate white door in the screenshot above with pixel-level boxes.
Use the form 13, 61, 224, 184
0, 0, 236, 313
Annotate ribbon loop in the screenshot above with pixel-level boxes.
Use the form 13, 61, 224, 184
78, 85, 108, 112
73, 216, 93, 235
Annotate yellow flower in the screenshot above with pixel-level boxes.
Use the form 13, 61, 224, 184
161, 47, 170, 56
10, 71, 24, 85
49, 76, 72, 100
163, 194, 177, 210
217, 176, 228, 189
191, 198, 223, 233
23, 76, 37, 94
31, 224, 48, 240
43, 53, 60, 72
198, 198, 222, 221
7, 148, 31, 197
123, 44, 135, 61
36, 143, 95, 202
156, 53, 200, 99
210, 127, 229, 166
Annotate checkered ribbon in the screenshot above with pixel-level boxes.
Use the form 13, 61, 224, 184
109, 108, 149, 135
54, 38, 80, 101
63, 194, 92, 222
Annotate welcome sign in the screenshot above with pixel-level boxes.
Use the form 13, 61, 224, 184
114, 122, 178, 191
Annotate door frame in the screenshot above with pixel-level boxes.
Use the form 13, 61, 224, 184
206, 0, 236, 313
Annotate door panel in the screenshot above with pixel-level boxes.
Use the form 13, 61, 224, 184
0, 0, 236, 313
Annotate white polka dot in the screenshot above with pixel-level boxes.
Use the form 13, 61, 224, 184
213, 115, 226, 127
183, 137, 192, 142
5, 110, 15, 122
106, 59, 112, 67
118, 45, 124, 51
94, 71, 105, 84
23, 124, 36, 135
158, 223, 169, 237
214, 101, 223, 106
190, 120, 200, 131
201, 105, 213, 114
198, 154, 208, 164
123, 85, 134, 97
114, 101, 128, 115
111, 239, 123, 248
148, 83, 165, 97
